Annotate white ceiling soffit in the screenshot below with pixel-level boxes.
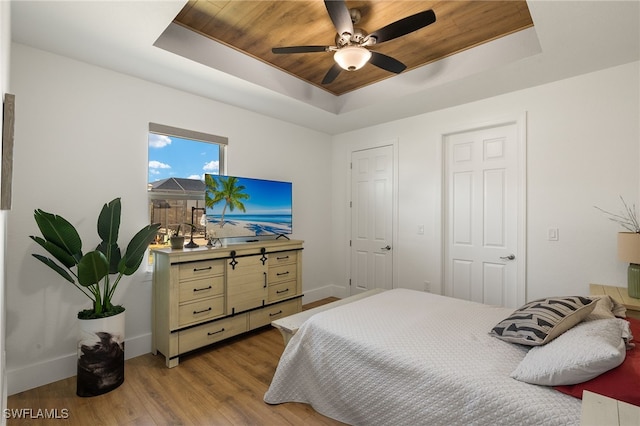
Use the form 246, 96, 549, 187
154, 23, 542, 116
10, 1, 640, 135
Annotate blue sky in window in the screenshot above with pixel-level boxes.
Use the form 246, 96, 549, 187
148, 134, 220, 183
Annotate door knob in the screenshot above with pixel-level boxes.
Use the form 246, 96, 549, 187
381, 245, 391, 251
500, 254, 516, 261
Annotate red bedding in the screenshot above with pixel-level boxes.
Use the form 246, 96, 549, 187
554, 317, 640, 406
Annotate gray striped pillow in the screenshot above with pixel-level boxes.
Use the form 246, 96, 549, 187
490, 296, 596, 346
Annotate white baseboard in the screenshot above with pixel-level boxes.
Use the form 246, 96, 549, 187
7, 333, 151, 396
301, 284, 348, 303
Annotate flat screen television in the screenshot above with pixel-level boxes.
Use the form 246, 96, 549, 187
204, 174, 293, 240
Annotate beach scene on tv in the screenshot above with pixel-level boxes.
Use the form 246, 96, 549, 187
204, 174, 293, 239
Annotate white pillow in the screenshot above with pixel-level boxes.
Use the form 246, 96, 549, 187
511, 318, 629, 386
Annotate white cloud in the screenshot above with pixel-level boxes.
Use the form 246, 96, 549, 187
149, 160, 171, 170
187, 174, 203, 180
203, 161, 219, 172
148, 134, 172, 148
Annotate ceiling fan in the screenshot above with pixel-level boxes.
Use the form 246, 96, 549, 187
271, 0, 436, 85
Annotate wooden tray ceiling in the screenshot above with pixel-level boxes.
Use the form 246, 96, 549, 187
174, 1, 533, 96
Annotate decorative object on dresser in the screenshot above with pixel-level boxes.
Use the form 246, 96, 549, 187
617, 232, 640, 298
185, 207, 205, 248
595, 197, 640, 299
169, 224, 186, 249
29, 198, 160, 396
152, 239, 303, 367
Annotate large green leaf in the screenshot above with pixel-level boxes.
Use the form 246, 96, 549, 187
31, 254, 76, 283
77, 251, 109, 286
119, 223, 161, 275
97, 241, 122, 274
33, 209, 82, 260
97, 198, 121, 247
29, 235, 79, 268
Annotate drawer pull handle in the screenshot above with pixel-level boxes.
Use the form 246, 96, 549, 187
207, 328, 225, 336
276, 288, 289, 294
276, 255, 290, 260
269, 310, 283, 317
193, 286, 212, 292
263, 272, 267, 288
193, 307, 212, 315
276, 271, 290, 276
193, 266, 213, 272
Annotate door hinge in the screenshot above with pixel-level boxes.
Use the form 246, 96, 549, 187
349, 240, 352, 247
349, 201, 352, 208
350, 162, 352, 169
349, 278, 352, 286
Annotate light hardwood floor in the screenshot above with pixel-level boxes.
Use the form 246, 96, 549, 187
7, 298, 344, 425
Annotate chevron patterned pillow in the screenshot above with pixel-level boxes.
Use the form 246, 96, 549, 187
490, 296, 596, 346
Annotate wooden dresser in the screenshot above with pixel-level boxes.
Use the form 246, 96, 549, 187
152, 239, 303, 367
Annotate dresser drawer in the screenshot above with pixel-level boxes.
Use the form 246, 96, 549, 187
178, 259, 224, 280
268, 264, 297, 284
178, 296, 224, 327
268, 280, 297, 302
249, 298, 301, 329
270, 251, 297, 266
178, 314, 248, 354
179, 276, 224, 303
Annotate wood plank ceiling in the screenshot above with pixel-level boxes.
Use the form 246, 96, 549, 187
173, 1, 533, 96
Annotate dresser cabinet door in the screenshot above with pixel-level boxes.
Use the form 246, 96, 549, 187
226, 255, 268, 314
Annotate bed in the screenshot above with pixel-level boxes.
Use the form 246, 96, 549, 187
264, 288, 635, 425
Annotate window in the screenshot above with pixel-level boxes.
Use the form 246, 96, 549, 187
148, 123, 227, 256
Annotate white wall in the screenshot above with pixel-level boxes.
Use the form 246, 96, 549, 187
0, 0, 10, 418
6, 43, 333, 395
6, 40, 639, 395
331, 61, 640, 302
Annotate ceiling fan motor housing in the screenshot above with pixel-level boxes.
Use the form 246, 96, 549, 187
335, 28, 369, 48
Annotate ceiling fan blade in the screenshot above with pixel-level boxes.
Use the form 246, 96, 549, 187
272, 46, 329, 54
324, 0, 354, 36
369, 51, 406, 74
322, 63, 342, 84
368, 10, 436, 44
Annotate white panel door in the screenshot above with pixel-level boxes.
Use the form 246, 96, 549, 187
444, 123, 521, 308
350, 145, 394, 295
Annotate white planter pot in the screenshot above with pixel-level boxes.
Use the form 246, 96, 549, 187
77, 310, 125, 397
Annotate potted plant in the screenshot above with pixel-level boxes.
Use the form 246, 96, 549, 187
169, 223, 197, 249
169, 224, 184, 249
29, 198, 160, 396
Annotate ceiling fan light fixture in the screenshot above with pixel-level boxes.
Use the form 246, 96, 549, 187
334, 46, 371, 71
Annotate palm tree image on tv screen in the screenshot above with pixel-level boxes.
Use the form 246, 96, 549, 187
204, 174, 293, 240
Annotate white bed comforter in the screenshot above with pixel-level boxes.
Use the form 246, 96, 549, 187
264, 289, 581, 425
